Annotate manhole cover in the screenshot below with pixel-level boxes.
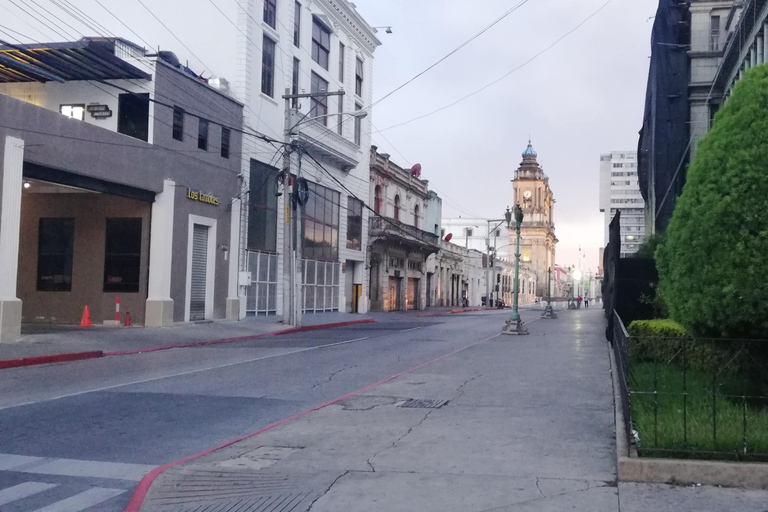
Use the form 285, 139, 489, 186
399, 398, 449, 409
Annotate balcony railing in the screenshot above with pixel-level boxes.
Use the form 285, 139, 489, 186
298, 118, 361, 171
369, 216, 440, 252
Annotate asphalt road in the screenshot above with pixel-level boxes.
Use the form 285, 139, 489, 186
0, 309, 530, 512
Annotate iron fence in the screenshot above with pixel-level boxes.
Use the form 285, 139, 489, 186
612, 311, 768, 462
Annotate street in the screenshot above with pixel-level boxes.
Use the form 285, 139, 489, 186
1, 309, 767, 511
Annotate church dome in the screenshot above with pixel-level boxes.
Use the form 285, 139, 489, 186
522, 141, 537, 158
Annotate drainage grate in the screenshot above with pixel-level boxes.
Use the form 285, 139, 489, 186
399, 398, 449, 409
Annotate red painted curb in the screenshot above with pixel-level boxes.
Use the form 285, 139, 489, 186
0, 319, 376, 370
0, 351, 104, 370
123, 333, 492, 512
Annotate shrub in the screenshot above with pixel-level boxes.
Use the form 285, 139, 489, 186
656, 63, 768, 339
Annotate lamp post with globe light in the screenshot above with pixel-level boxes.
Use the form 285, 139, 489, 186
541, 267, 557, 319
502, 205, 529, 335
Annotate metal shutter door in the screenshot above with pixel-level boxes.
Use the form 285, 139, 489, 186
190, 224, 208, 321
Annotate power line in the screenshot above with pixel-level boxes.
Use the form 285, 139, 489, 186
377, 0, 617, 133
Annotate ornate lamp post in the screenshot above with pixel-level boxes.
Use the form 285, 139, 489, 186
541, 267, 557, 319
502, 205, 529, 335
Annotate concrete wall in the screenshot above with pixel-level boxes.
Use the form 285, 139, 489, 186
18, 193, 150, 325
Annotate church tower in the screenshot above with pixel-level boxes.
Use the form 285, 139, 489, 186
512, 141, 557, 297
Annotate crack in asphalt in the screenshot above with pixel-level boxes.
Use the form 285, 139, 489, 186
367, 409, 435, 467
454, 373, 483, 398
535, 477, 545, 498
366, 458, 375, 472
309, 364, 359, 390
307, 470, 350, 511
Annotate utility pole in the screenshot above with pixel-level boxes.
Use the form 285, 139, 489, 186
282, 88, 345, 327
485, 218, 505, 307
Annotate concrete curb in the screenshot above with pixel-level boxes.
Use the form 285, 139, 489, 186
123, 332, 498, 512
417, 307, 494, 317
0, 319, 376, 371
0, 351, 104, 370
607, 339, 768, 489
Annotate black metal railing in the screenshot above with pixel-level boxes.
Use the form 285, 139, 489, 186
613, 311, 768, 461
369, 216, 439, 249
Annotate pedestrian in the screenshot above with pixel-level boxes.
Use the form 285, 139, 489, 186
585, 297, 589, 308
577, 296, 582, 308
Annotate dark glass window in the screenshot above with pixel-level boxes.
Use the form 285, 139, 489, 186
172, 106, 184, 141
293, 1, 301, 47
310, 72, 329, 124
37, 218, 74, 292
374, 186, 382, 214
248, 159, 279, 253
355, 57, 364, 96
394, 195, 400, 221
264, 0, 276, 28
354, 102, 362, 145
104, 218, 142, 293
292, 58, 300, 108
117, 93, 149, 142
221, 127, 231, 158
338, 42, 345, 82
303, 181, 340, 261
262, 36, 276, 97
346, 197, 363, 251
198, 118, 209, 150
312, 18, 331, 69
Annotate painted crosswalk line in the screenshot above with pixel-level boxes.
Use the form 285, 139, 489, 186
0, 453, 155, 481
32, 487, 126, 512
0, 482, 58, 506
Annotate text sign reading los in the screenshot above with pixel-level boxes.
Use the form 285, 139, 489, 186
187, 189, 220, 206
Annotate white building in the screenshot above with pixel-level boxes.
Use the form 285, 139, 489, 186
599, 152, 645, 257
440, 218, 513, 258
235, 0, 380, 318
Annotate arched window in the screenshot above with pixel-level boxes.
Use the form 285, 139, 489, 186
413, 204, 420, 229
374, 185, 382, 214
394, 194, 400, 221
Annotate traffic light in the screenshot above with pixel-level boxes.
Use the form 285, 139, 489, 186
497, 274, 501, 283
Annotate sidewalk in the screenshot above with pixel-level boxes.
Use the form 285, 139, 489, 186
133, 308, 615, 511
130, 308, 768, 512
0, 306, 483, 365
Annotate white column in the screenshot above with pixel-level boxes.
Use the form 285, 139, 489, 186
759, 36, 766, 64
0, 136, 24, 343
764, 25, 768, 64
226, 197, 241, 320
751, 47, 757, 68
145, 179, 175, 327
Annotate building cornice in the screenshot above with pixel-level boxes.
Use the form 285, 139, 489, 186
320, 0, 381, 54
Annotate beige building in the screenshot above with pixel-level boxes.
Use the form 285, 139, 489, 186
511, 142, 557, 297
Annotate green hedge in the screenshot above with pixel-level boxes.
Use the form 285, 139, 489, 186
656, 63, 768, 339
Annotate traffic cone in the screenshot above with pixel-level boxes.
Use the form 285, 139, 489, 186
124, 312, 132, 327
80, 305, 92, 327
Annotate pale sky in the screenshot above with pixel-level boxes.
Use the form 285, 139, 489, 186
0, 0, 658, 272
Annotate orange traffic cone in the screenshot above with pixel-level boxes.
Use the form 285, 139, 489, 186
124, 312, 132, 327
80, 305, 92, 327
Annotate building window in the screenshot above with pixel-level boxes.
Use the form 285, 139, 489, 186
310, 72, 329, 124
262, 35, 276, 97
394, 195, 401, 220
291, 58, 300, 108
198, 118, 209, 150
312, 17, 331, 70
221, 127, 231, 158
60, 104, 85, 120
293, 1, 301, 47
303, 181, 340, 260
103, 218, 142, 293
263, 0, 276, 28
346, 196, 363, 250
355, 57, 363, 96
117, 93, 149, 142
522, 247, 531, 262
414, 204, 420, 229
374, 185, 383, 214
338, 42, 345, 82
172, 106, 184, 141
465, 228, 473, 237
495, 229, 501, 237
354, 102, 362, 145
710, 15, 720, 51
248, 159, 279, 253
37, 218, 74, 292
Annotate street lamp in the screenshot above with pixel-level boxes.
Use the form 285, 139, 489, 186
502, 205, 529, 335
541, 267, 557, 319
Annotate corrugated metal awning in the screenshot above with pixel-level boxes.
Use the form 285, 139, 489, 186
0, 38, 151, 83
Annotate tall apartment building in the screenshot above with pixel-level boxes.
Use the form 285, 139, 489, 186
599, 152, 645, 257
235, 0, 380, 318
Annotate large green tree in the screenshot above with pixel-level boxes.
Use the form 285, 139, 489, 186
656, 64, 768, 338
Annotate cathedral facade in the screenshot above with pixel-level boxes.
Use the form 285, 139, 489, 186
511, 142, 558, 297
